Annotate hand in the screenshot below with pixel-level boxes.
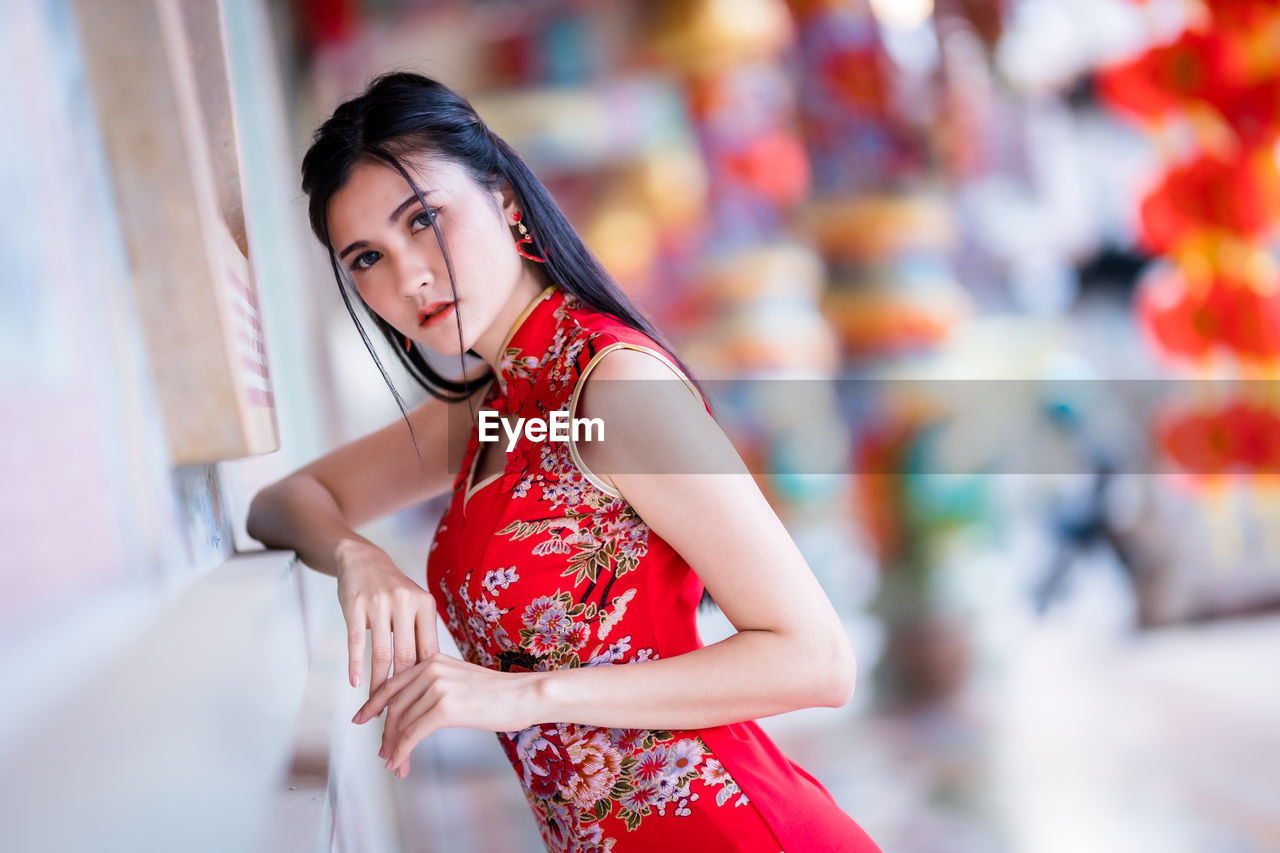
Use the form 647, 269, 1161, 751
351, 652, 540, 778
334, 539, 440, 702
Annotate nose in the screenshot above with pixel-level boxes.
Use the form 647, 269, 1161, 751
392, 245, 433, 299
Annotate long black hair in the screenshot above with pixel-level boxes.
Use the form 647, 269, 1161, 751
300, 71, 706, 418
302, 72, 717, 610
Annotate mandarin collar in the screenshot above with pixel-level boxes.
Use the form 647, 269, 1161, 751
494, 284, 562, 394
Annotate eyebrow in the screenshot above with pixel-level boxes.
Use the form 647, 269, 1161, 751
336, 190, 438, 260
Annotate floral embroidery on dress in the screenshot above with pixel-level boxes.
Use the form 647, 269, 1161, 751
500, 720, 751, 848
496, 482, 649, 595
481, 576, 753, 846
500, 351, 541, 387
434, 565, 521, 670
595, 588, 635, 640
496, 293, 588, 413
508, 587, 651, 672
482, 565, 519, 595
428, 287, 764, 853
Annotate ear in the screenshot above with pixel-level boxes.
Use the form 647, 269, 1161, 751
495, 176, 520, 223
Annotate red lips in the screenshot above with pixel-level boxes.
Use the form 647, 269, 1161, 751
418, 300, 454, 325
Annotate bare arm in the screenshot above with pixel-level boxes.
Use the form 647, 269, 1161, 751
350, 345, 860, 768
354, 349, 858, 775
246, 476, 375, 577
245, 377, 492, 694
245, 377, 493, 573
530, 348, 856, 728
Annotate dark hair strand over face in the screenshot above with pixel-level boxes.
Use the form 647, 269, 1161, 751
300, 70, 716, 608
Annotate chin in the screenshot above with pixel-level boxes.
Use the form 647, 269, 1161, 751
420, 329, 478, 359
420, 340, 468, 359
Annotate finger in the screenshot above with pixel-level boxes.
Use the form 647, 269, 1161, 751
354, 658, 428, 724
387, 691, 442, 773
379, 677, 433, 757
346, 603, 367, 689
368, 606, 394, 702
353, 677, 397, 724
415, 603, 439, 662
355, 653, 430, 722
392, 604, 417, 679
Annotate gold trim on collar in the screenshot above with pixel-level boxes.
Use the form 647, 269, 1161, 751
495, 284, 557, 389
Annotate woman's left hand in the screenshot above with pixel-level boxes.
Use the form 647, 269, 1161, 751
351, 653, 539, 777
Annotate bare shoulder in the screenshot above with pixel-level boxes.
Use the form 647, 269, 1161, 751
571, 345, 741, 494
576, 346, 707, 446
583, 344, 690, 381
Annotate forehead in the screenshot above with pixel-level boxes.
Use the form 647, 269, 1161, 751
325, 155, 467, 245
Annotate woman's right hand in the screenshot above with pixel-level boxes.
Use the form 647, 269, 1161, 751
333, 539, 440, 700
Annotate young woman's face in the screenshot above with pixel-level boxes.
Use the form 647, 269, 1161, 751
325, 154, 527, 359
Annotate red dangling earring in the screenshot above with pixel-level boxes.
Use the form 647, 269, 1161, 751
405, 335, 412, 352
512, 211, 548, 263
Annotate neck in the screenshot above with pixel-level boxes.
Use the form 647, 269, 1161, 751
470, 271, 552, 369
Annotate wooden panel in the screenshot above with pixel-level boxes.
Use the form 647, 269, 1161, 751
71, 0, 278, 463
177, 0, 248, 256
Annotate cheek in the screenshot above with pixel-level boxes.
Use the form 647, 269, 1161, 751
352, 273, 397, 318
489, 234, 522, 278
351, 275, 380, 306
456, 230, 514, 286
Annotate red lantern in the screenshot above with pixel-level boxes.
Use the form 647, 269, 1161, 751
1157, 400, 1280, 476
1209, 78, 1280, 148
1098, 22, 1280, 147
1137, 264, 1218, 362
1137, 151, 1280, 253
1221, 400, 1280, 473
1136, 263, 1280, 364
1199, 1, 1280, 84
1159, 409, 1238, 476
1113, 0, 1280, 490
1224, 283, 1280, 362
1097, 32, 1220, 123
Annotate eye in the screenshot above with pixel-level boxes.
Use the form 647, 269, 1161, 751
350, 250, 381, 271
411, 208, 442, 231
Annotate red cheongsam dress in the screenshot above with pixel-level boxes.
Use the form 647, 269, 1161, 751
426, 285, 882, 853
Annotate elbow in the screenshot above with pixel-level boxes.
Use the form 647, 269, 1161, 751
244, 490, 269, 544
820, 634, 858, 708
790, 629, 857, 709
245, 480, 288, 544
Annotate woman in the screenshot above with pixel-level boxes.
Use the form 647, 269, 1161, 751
247, 72, 881, 853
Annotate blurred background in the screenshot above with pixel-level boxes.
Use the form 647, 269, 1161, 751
3, 0, 1280, 851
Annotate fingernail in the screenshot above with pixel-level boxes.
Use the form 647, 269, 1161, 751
351, 712, 361, 724
354, 674, 361, 688
384, 758, 392, 769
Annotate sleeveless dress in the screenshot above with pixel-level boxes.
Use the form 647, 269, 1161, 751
426, 285, 882, 853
